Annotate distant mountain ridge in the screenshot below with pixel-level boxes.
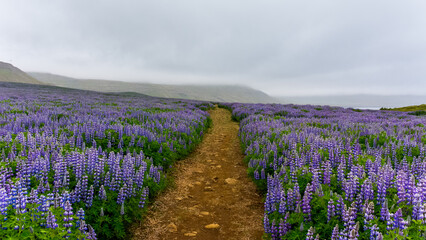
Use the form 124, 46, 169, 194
0, 61, 43, 85
29, 72, 276, 103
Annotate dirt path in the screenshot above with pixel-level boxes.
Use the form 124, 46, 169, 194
132, 108, 264, 240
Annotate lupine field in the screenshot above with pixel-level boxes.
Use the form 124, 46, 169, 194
219, 103, 426, 239
0, 82, 212, 239
2, 82, 426, 240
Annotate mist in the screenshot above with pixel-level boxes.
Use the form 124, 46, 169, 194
1, 1, 426, 100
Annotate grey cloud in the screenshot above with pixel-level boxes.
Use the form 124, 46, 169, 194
1, 0, 426, 96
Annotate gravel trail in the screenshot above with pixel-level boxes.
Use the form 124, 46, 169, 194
132, 108, 264, 240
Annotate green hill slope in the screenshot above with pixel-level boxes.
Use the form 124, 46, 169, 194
0, 61, 43, 84
29, 72, 276, 103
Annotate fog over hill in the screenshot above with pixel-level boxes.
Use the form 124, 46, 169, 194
29, 72, 277, 103
0, 61, 43, 85
279, 95, 426, 109
2, 61, 422, 108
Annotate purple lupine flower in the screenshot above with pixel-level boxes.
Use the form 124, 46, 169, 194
99, 185, 107, 201
380, 201, 389, 222
139, 187, 149, 208
349, 229, 358, 240
38, 195, 49, 220
370, 224, 380, 240
0, 188, 8, 216
46, 210, 58, 229
61, 191, 71, 208
270, 219, 278, 240
76, 208, 85, 228
264, 213, 270, 234
361, 179, 374, 201
87, 224, 97, 240
306, 226, 315, 240
386, 211, 394, 231
412, 193, 422, 220
279, 199, 286, 215
364, 202, 374, 231
302, 183, 312, 221
278, 212, 290, 237
420, 203, 426, 223
342, 203, 357, 238
311, 170, 320, 193
337, 163, 345, 182
63, 200, 73, 228
254, 169, 260, 180
117, 186, 125, 205
347, 203, 358, 233
405, 175, 416, 205
27, 188, 38, 205
45, 182, 51, 193
392, 208, 407, 231
265, 191, 274, 214
396, 171, 407, 204
81, 175, 88, 201
54, 192, 61, 208
287, 188, 294, 211
10, 182, 18, 209
79, 220, 87, 233
74, 180, 82, 202
331, 224, 339, 240
376, 178, 387, 204
110, 178, 117, 191
86, 185, 94, 207
336, 195, 344, 219
120, 202, 125, 215
63, 169, 70, 189
327, 199, 335, 222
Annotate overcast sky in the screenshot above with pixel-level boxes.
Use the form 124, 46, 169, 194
1, 0, 426, 96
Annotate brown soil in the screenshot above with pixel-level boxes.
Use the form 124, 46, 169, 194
132, 108, 264, 240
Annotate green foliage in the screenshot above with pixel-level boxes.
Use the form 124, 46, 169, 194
408, 110, 426, 116
0, 204, 88, 239
275, 111, 289, 117
386, 104, 426, 112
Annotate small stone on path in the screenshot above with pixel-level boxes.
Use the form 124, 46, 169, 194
184, 231, 197, 237
204, 186, 213, 191
225, 178, 238, 185
200, 211, 209, 216
167, 223, 178, 233
205, 223, 220, 229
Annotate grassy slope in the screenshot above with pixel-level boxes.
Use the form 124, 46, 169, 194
385, 104, 426, 112
0, 62, 43, 85
29, 72, 276, 103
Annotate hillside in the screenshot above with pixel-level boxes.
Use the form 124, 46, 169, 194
383, 104, 426, 116
29, 72, 276, 103
0, 61, 43, 84
385, 104, 426, 112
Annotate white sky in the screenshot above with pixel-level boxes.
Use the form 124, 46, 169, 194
1, 0, 426, 96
